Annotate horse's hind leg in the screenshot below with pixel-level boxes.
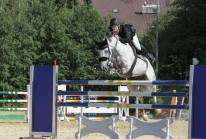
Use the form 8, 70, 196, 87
144, 69, 162, 114
127, 85, 146, 120
127, 76, 149, 121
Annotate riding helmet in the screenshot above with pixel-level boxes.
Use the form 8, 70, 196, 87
109, 17, 120, 27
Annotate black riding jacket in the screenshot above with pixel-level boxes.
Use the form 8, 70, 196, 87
101, 25, 134, 47
109, 25, 132, 45
118, 25, 132, 44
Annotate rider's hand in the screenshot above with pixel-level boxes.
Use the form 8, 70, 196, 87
114, 35, 120, 40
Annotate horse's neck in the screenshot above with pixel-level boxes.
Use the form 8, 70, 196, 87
111, 40, 135, 69
114, 40, 134, 59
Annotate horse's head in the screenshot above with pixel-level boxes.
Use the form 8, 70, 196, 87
94, 39, 115, 72
94, 30, 121, 73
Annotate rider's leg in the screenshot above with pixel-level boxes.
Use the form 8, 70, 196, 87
140, 45, 156, 63
132, 34, 156, 63
132, 34, 141, 51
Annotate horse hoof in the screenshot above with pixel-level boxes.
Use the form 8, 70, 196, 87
156, 109, 162, 114
142, 114, 148, 121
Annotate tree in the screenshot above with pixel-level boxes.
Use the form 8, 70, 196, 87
0, 0, 33, 91
141, 0, 206, 80
55, 0, 79, 9
0, 0, 120, 94
84, 0, 92, 5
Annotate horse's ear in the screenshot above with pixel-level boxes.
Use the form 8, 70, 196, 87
106, 30, 118, 37
93, 39, 108, 50
93, 39, 100, 46
106, 30, 112, 37
112, 30, 118, 35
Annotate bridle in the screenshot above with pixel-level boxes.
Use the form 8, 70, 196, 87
98, 36, 139, 78
98, 44, 114, 70
98, 45, 111, 62
98, 37, 121, 72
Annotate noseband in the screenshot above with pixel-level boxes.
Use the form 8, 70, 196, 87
98, 38, 120, 71
98, 43, 111, 62
99, 57, 108, 62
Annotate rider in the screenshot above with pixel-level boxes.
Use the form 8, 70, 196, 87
108, 17, 156, 63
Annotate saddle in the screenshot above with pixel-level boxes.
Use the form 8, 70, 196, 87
129, 43, 147, 63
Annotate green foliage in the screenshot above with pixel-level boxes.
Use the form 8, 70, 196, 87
0, 0, 204, 109
54, 0, 79, 9
83, 0, 92, 5
0, 0, 119, 105
141, 0, 206, 80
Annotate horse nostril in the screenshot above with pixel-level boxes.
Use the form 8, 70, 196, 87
104, 67, 108, 72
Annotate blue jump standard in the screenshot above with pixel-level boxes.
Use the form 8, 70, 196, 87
57, 91, 188, 97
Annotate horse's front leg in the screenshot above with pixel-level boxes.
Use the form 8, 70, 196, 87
153, 96, 162, 114
138, 96, 149, 121
139, 85, 162, 120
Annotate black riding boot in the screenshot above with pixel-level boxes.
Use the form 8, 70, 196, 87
140, 45, 156, 63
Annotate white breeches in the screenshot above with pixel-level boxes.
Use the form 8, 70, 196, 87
132, 34, 141, 51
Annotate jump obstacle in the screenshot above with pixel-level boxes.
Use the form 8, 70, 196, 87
0, 85, 30, 122
57, 85, 121, 121
21, 65, 206, 139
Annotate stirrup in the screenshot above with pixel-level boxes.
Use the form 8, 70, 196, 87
151, 59, 155, 64
150, 57, 156, 64
148, 53, 156, 64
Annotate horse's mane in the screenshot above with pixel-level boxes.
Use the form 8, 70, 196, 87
94, 30, 118, 50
